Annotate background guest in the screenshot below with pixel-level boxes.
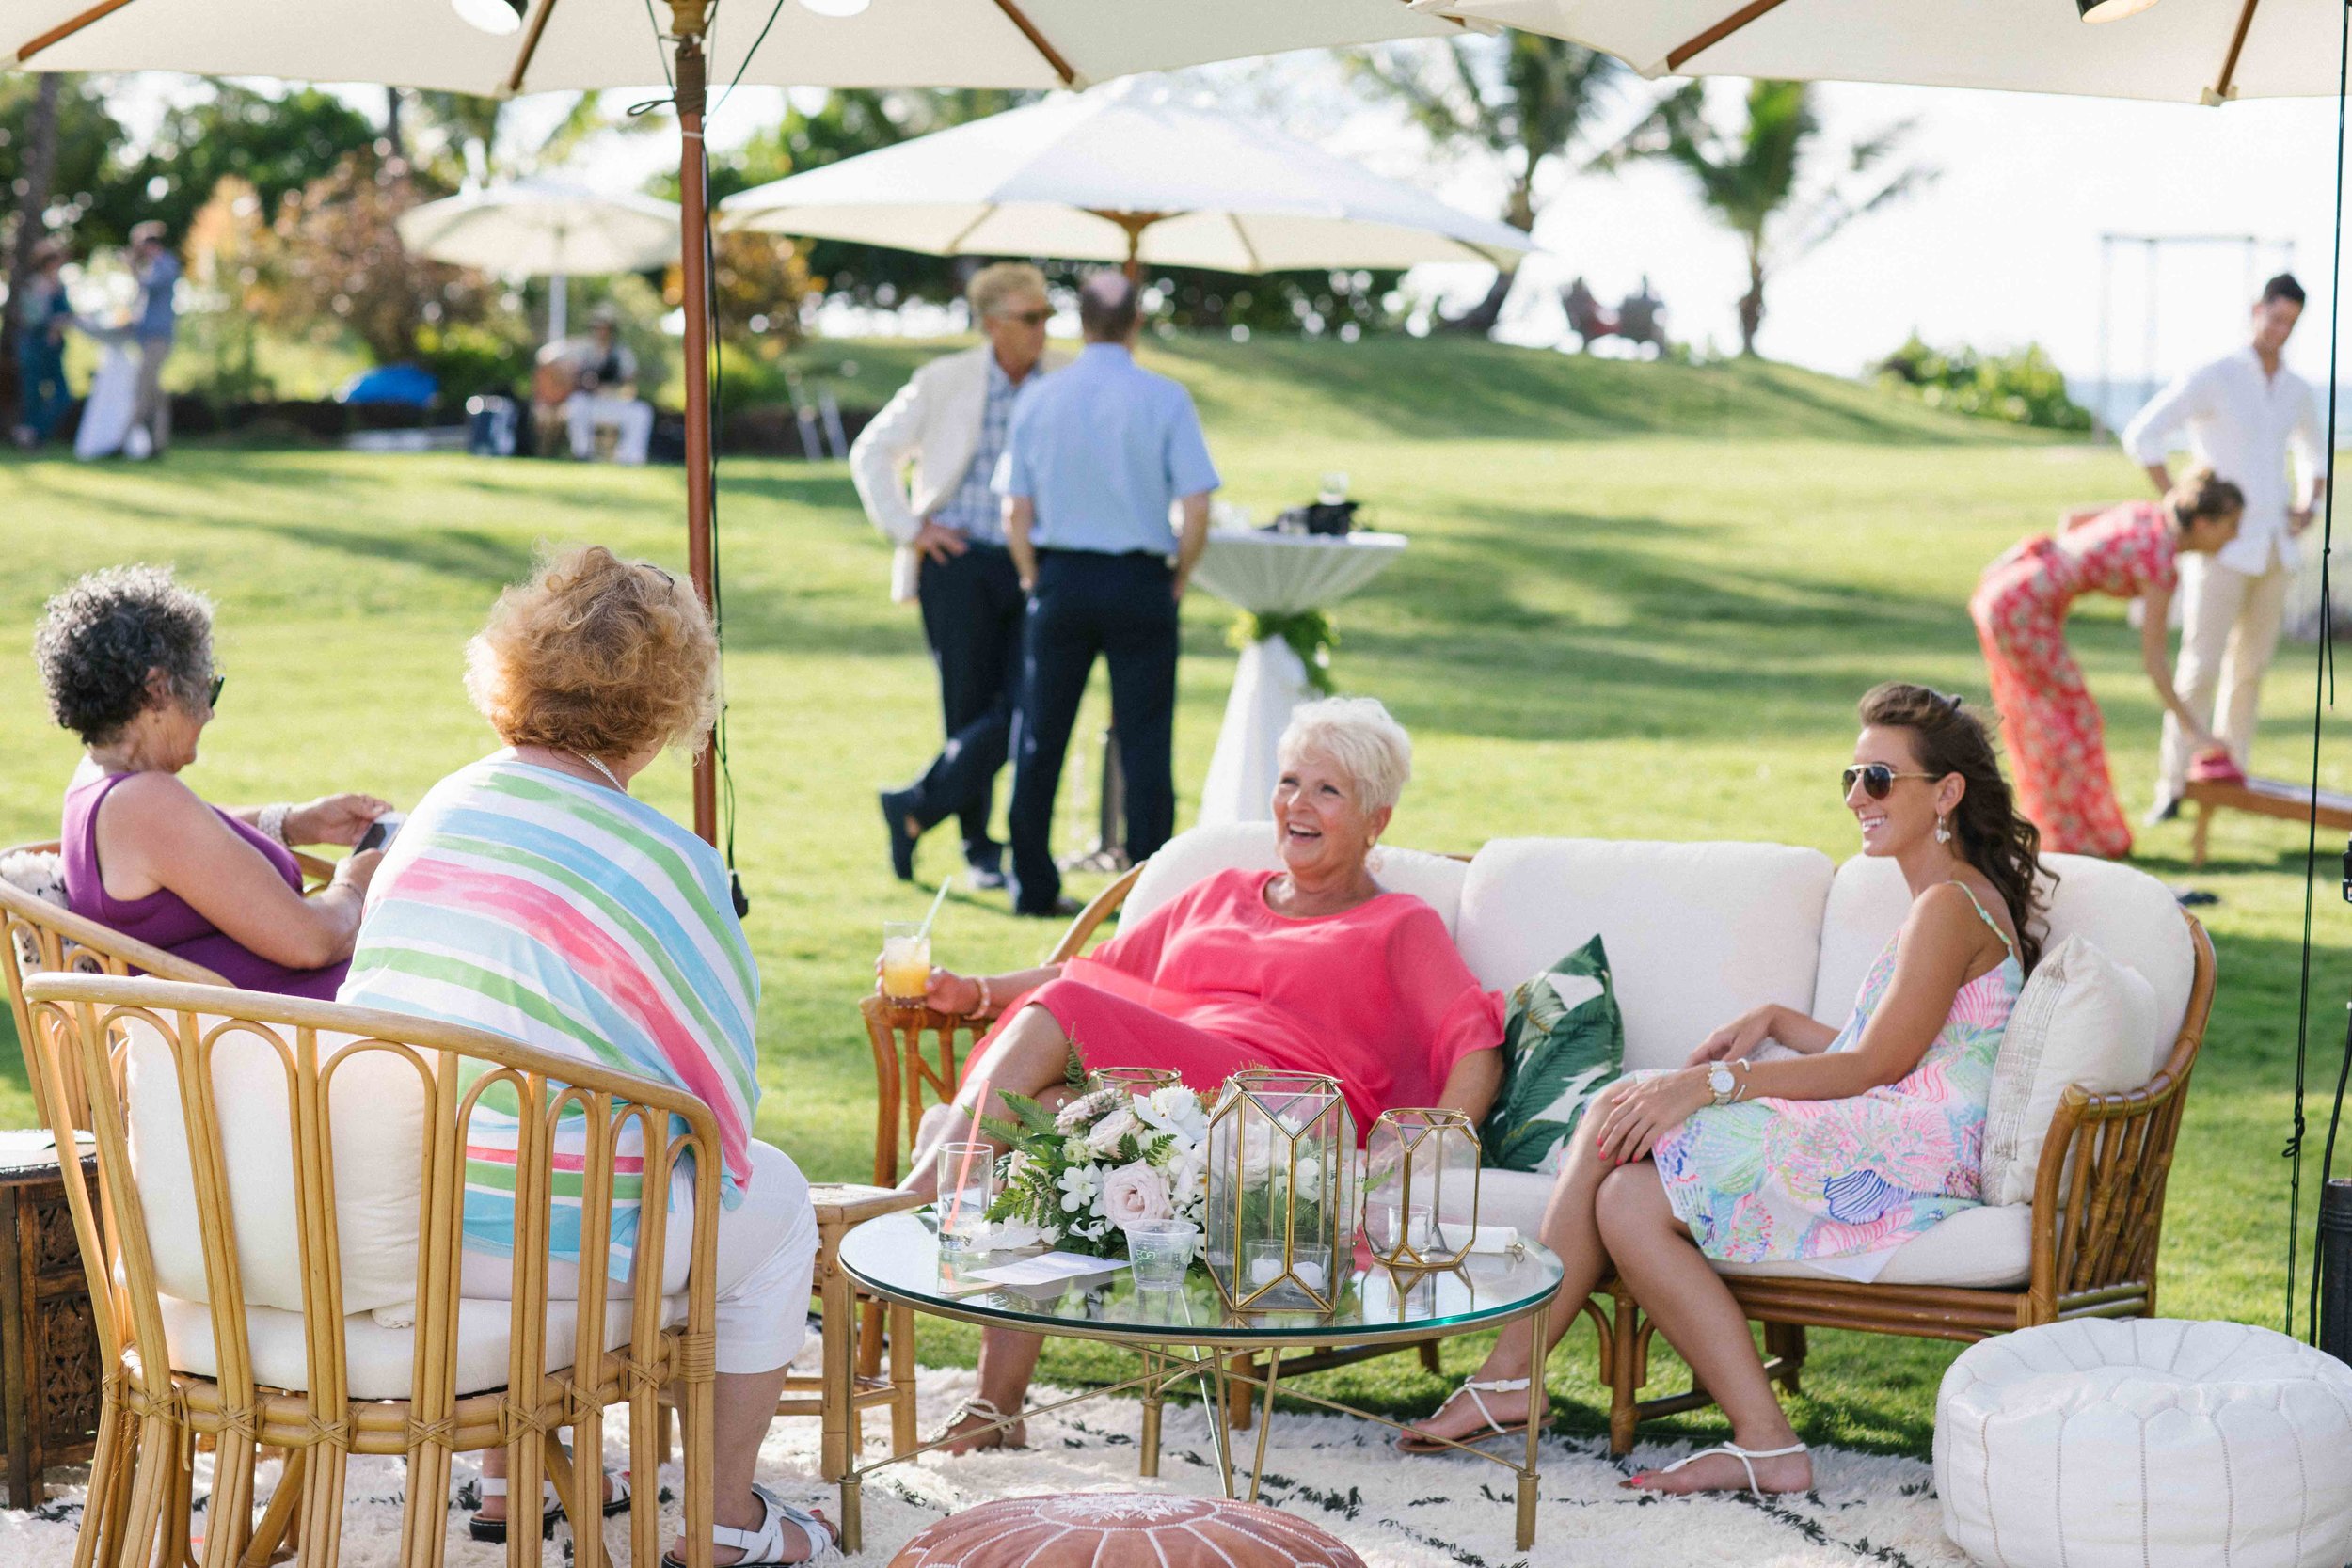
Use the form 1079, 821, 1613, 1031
341, 546, 832, 1561
2122, 273, 2326, 821
35, 565, 388, 995
541, 306, 653, 465
1972, 467, 2244, 858
853, 261, 1062, 890
125, 221, 179, 458
11, 239, 74, 451
997, 272, 1219, 916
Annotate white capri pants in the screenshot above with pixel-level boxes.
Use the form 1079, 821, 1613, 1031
462, 1139, 818, 1376
565, 392, 654, 465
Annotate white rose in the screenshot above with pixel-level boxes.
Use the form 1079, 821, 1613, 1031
1088, 1106, 1141, 1157
1099, 1161, 1174, 1227
1138, 1085, 1209, 1146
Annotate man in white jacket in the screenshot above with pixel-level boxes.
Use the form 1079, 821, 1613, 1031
852, 262, 1059, 888
2122, 273, 2327, 821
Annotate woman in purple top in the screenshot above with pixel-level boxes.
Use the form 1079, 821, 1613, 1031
36, 566, 389, 996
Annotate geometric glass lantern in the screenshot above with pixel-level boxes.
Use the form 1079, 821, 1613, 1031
1362, 1107, 1479, 1271
1203, 1069, 1355, 1311
1086, 1065, 1182, 1098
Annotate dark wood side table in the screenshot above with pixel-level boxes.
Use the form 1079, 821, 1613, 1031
0, 1130, 103, 1508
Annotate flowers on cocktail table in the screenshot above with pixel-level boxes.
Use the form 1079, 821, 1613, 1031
983, 1082, 1210, 1257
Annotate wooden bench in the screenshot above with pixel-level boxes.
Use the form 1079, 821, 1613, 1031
2185, 777, 2352, 866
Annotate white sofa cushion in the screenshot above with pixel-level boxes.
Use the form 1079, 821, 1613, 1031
1981, 935, 2161, 1207
1120, 821, 1469, 936
126, 1012, 427, 1316
1812, 852, 2193, 1051
159, 1291, 685, 1401
1454, 839, 1835, 1074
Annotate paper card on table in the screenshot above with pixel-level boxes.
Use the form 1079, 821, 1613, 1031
1437, 1223, 1520, 1254
963, 1251, 1129, 1289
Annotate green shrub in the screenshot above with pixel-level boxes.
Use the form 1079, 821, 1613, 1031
1874, 335, 2091, 431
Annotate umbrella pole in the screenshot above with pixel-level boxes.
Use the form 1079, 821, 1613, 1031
670, 1, 720, 847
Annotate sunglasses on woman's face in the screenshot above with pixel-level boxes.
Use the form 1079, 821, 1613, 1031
1841, 763, 1938, 800
206, 673, 225, 711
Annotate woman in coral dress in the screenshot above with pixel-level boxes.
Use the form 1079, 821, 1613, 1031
906, 698, 1506, 1450
1406, 684, 2045, 1497
1970, 467, 2244, 858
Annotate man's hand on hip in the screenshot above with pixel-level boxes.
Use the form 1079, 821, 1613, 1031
2292, 507, 2316, 536
912, 520, 971, 562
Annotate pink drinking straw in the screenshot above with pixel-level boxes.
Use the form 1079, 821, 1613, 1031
946, 1073, 993, 1234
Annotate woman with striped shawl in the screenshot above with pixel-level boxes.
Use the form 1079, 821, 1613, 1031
342, 546, 831, 1565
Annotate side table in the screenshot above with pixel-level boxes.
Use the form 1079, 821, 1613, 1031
0, 1129, 103, 1508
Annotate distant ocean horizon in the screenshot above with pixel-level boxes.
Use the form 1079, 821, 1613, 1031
2067, 376, 2352, 438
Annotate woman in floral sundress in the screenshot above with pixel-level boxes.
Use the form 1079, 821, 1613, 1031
1970, 467, 2243, 858
1404, 684, 2047, 1499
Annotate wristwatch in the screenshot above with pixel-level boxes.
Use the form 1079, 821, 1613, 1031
1708, 1062, 1739, 1107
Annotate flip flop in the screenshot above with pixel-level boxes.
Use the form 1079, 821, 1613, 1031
1623, 1439, 1810, 1494
1395, 1376, 1531, 1454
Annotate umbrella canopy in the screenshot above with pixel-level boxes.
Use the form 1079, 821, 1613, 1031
1424, 0, 2352, 105
8, 0, 1458, 92
721, 79, 1533, 273
396, 179, 678, 277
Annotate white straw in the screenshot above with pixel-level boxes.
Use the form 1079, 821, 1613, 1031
918, 875, 954, 939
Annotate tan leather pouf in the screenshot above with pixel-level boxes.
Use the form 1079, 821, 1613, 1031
885, 1493, 1366, 1568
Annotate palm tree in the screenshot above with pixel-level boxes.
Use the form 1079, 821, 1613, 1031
1348, 34, 1622, 334
1628, 79, 1933, 356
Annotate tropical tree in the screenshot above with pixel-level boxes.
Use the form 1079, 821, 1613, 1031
1624, 78, 1933, 356
1345, 33, 1623, 333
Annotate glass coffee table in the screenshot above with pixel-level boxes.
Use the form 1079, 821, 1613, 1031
833, 1210, 1565, 1551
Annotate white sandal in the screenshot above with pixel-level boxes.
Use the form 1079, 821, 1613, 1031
931, 1394, 1027, 1452
1629, 1439, 1810, 1494
661, 1482, 838, 1566
469, 1470, 630, 1543
1397, 1376, 1532, 1454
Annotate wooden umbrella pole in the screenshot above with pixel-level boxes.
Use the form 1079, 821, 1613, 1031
670, 0, 720, 846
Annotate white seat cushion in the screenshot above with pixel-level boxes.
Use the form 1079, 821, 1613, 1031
1813, 853, 2194, 1049
1120, 822, 1469, 937
1455, 839, 1834, 1074
159, 1291, 686, 1402
1718, 1202, 2030, 1288
1936, 1319, 2352, 1567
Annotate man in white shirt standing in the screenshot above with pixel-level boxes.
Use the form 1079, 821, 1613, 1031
852, 262, 1059, 889
2122, 273, 2327, 821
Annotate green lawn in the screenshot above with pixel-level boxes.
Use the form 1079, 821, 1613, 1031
5, 334, 2348, 1461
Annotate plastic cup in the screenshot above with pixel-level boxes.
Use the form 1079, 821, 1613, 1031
1123, 1219, 1199, 1289
938, 1141, 994, 1256
882, 921, 930, 1007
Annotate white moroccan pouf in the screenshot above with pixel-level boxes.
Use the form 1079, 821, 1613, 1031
1935, 1319, 2352, 1567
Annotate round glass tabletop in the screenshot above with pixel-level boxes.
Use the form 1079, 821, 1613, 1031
838, 1210, 1565, 1347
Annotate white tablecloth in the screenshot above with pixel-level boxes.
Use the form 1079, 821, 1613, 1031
1190, 530, 1407, 828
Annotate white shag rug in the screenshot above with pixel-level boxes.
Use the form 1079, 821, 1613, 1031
0, 1362, 1972, 1568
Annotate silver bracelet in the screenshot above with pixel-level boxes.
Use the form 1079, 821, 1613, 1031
258, 802, 294, 847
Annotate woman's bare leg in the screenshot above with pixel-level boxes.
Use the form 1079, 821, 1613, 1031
1595, 1167, 1810, 1494
901, 1006, 1075, 1198
1400, 1091, 1627, 1445
938, 1328, 1043, 1456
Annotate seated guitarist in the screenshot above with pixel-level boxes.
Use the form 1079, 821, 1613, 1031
535, 305, 653, 465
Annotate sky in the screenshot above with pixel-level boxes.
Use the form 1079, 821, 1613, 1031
125, 40, 2352, 400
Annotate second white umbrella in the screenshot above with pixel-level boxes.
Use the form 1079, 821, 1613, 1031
396, 179, 679, 340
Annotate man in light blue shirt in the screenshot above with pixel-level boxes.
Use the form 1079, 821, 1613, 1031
127, 221, 181, 457
995, 273, 1220, 915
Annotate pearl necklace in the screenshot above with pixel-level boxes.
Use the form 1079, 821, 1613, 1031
569, 750, 626, 793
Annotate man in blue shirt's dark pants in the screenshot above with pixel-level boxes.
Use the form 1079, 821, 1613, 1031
997, 275, 1220, 916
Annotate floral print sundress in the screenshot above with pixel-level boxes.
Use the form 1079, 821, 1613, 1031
1651, 884, 2022, 1282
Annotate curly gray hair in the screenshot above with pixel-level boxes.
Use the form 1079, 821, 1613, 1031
34, 565, 215, 745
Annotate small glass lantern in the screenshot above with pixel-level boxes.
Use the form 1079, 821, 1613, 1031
1361, 1108, 1480, 1270
1204, 1069, 1355, 1311
1087, 1066, 1182, 1098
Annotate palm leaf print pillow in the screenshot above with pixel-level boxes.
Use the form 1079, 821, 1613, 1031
1478, 934, 1626, 1175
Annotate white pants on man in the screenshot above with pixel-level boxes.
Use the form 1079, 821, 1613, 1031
2158, 551, 2295, 800
564, 392, 654, 466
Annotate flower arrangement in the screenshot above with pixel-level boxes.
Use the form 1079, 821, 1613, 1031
980, 1082, 1211, 1258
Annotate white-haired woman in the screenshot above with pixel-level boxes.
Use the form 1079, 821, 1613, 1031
908, 697, 1507, 1449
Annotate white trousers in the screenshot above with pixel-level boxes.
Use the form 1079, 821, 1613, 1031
564, 393, 654, 466
2158, 552, 2294, 797
461, 1140, 816, 1376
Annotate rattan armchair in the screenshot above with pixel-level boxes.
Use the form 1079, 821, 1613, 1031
20, 972, 724, 1568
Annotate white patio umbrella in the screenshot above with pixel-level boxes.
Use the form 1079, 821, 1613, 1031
396, 178, 678, 340
1420, 0, 2351, 105
3, 0, 1470, 847
721, 78, 1534, 277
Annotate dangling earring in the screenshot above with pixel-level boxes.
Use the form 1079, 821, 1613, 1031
1935, 815, 1952, 846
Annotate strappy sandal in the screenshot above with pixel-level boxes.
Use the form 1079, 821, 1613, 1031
467, 1469, 632, 1544
1623, 1439, 1810, 1494
660, 1482, 839, 1567
931, 1394, 1027, 1454
1395, 1376, 1532, 1454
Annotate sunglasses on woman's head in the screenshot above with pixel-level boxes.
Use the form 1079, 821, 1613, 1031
1841, 763, 1938, 800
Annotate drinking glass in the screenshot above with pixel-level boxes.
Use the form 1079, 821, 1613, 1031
881, 921, 930, 1009
1122, 1219, 1199, 1289
938, 1141, 994, 1256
